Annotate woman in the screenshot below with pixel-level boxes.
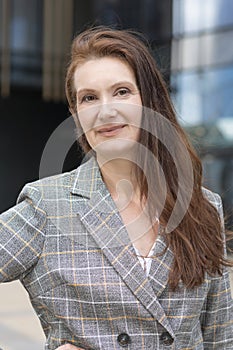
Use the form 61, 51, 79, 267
0, 26, 233, 350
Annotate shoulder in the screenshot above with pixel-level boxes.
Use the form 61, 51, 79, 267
17, 168, 78, 205
202, 187, 222, 207
16, 156, 97, 206
202, 187, 224, 222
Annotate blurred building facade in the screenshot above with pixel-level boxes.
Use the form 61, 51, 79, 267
0, 2, 233, 349
0, 0, 232, 229
171, 0, 233, 230
0, 0, 172, 212
0, 0, 172, 101
171, 0, 233, 125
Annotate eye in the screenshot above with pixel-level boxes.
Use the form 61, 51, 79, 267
115, 88, 130, 97
81, 94, 97, 103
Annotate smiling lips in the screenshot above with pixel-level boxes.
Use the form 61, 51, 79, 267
97, 124, 126, 136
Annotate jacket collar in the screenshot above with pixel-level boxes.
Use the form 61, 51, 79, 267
71, 156, 120, 215
71, 156, 106, 198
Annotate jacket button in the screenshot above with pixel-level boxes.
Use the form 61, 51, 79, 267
160, 331, 174, 346
117, 333, 131, 347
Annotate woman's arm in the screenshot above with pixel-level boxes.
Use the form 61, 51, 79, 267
200, 193, 233, 348
200, 266, 233, 348
0, 184, 46, 281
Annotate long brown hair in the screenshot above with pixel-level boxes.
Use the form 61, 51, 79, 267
65, 26, 232, 290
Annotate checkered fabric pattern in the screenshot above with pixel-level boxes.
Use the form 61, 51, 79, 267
0, 157, 233, 349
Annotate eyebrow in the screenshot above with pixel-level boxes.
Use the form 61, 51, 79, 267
76, 81, 137, 95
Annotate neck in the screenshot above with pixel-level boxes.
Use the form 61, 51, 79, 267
97, 157, 140, 203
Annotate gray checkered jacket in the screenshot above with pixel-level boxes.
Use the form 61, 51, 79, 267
0, 157, 233, 349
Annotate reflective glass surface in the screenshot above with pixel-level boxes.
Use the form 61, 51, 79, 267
10, 0, 42, 88
172, 65, 233, 126
173, 0, 233, 35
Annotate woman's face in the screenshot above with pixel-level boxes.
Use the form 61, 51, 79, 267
74, 56, 142, 160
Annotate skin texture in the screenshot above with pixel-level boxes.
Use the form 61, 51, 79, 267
74, 56, 142, 162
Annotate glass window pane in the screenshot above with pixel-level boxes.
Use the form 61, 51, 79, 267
172, 66, 233, 125
172, 29, 233, 71
173, 0, 233, 35
171, 72, 203, 125
10, 0, 42, 88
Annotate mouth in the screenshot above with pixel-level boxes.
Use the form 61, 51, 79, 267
97, 124, 126, 136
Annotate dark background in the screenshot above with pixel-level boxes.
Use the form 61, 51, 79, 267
0, 0, 172, 212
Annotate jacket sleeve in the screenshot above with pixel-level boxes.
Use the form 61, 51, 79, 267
0, 183, 46, 282
200, 192, 233, 348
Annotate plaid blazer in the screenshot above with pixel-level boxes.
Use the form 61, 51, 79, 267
0, 157, 233, 350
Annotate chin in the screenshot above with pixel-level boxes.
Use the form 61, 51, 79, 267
94, 139, 138, 162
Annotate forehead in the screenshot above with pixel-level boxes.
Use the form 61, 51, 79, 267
74, 56, 136, 86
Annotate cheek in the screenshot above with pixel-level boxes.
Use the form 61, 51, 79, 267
77, 112, 96, 147
77, 109, 94, 133
120, 103, 142, 127
78, 118, 88, 133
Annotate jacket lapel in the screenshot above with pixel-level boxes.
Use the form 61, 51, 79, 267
70, 157, 174, 336
148, 234, 174, 297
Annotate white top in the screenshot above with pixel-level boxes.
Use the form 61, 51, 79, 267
133, 241, 156, 277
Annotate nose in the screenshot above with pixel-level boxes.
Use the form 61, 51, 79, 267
97, 102, 117, 121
